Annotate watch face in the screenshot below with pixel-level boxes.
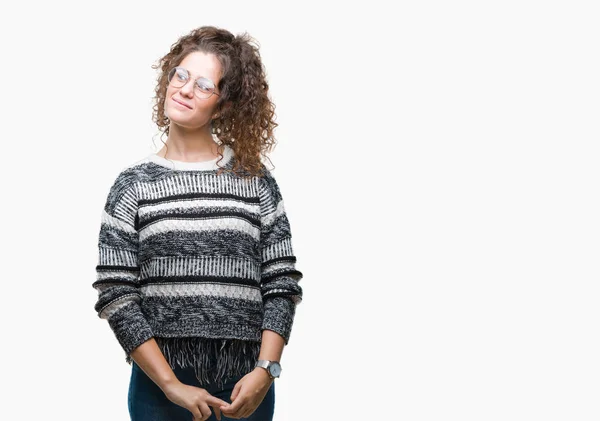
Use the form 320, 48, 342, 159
269, 362, 282, 377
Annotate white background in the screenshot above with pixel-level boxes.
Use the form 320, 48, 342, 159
1, 0, 598, 420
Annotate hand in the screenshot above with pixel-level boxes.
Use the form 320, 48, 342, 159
220, 368, 274, 419
163, 381, 229, 421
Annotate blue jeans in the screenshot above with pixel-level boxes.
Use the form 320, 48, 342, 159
128, 361, 275, 420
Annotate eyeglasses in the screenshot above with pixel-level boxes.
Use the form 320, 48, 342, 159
167, 66, 220, 99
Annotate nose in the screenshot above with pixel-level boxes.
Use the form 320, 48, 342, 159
179, 78, 195, 98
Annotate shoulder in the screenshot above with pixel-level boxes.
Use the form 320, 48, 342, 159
105, 155, 152, 198
256, 163, 287, 205
256, 162, 275, 186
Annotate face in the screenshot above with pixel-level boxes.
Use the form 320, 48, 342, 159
164, 51, 222, 129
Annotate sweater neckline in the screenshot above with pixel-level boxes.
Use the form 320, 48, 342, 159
146, 144, 233, 171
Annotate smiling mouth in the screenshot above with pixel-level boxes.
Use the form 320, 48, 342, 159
172, 98, 192, 109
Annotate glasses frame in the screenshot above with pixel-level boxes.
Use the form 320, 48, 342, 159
167, 66, 220, 99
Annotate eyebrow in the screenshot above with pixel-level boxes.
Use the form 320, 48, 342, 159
178, 67, 217, 85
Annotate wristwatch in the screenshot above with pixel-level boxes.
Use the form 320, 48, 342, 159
255, 360, 282, 379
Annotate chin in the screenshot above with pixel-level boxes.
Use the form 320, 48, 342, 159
166, 109, 189, 121
169, 118, 203, 130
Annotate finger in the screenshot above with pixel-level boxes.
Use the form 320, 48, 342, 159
223, 395, 245, 411
211, 401, 228, 418
213, 405, 222, 421
191, 407, 203, 421
208, 396, 230, 408
221, 407, 240, 419
224, 406, 246, 419
245, 405, 257, 418
200, 403, 212, 420
210, 404, 226, 419
241, 403, 254, 419
221, 397, 244, 414
237, 406, 249, 419
206, 398, 226, 419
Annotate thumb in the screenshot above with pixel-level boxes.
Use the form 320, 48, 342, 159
230, 381, 242, 401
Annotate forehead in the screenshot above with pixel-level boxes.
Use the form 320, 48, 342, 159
179, 51, 222, 83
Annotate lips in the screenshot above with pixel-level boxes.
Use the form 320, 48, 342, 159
172, 97, 192, 109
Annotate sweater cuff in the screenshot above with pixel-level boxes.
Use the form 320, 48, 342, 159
107, 302, 154, 356
261, 296, 297, 345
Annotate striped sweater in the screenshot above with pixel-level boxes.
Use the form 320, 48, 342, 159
93, 144, 303, 388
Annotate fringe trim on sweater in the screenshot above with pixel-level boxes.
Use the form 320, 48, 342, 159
126, 336, 262, 389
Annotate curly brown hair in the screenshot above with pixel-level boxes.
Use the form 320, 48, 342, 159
151, 26, 279, 178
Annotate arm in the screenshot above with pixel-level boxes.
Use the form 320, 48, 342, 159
258, 167, 304, 347
220, 169, 304, 418
257, 329, 285, 362
93, 172, 181, 391
129, 338, 180, 391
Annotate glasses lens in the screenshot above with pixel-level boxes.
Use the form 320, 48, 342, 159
168, 67, 188, 87
195, 77, 216, 99
167, 67, 216, 99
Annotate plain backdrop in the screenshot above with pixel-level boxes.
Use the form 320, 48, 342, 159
1, 1, 599, 420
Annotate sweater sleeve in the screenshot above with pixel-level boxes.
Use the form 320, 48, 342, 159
93, 171, 154, 359
258, 167, 303, 345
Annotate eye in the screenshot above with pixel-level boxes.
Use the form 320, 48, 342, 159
175, 68, 189, 81
196, 77, 214, 93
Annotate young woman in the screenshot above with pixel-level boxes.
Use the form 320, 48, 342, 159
93, 26, 303, 421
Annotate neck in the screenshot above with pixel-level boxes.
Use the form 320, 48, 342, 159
158, 122, 219, 161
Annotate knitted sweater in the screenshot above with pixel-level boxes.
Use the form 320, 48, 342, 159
93, 144, 303, 388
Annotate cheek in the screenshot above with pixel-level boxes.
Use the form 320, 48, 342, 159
163, 90, 171, 112
163, 97, 170, 118
164, 86, 178, 105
